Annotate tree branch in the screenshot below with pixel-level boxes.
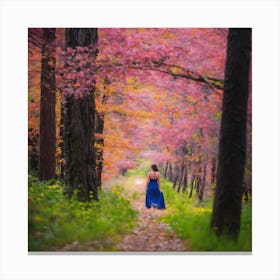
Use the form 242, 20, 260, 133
129, 61, 224, 91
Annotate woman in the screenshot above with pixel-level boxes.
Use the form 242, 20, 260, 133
145, 164, 166, 210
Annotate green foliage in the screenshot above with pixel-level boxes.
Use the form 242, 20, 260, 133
160, 178, 252, 251
28, 174, 137, 251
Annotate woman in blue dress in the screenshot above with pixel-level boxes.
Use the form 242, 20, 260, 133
145, 164, 166, 210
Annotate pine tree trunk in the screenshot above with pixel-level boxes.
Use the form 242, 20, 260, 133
211, 28, 251, 239
39, 28, 56, 181
63, 28, 98, 201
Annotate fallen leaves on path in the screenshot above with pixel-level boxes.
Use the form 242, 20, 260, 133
117, 178, 187, 252
59, 177, 187, 252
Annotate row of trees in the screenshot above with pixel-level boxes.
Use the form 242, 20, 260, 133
28, 28, 251, 239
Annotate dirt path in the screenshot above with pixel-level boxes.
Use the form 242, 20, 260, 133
117, 177, 187, 252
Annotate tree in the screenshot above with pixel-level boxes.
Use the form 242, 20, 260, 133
39, 28, 56, 180
63, 28, 98, 201
211, 28, 251, 239
95, 95, 106, 189
93, 28, 226, 181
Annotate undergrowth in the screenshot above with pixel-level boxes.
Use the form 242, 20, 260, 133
160, 178, 252, 251
28, 174, 137, 251
126, 160, 252, 252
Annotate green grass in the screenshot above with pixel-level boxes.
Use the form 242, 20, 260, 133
124, 162, 252, 252
28, 174, 138, 251
160, 178, 252, 251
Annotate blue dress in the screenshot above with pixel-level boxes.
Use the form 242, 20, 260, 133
146, 179, 166, 209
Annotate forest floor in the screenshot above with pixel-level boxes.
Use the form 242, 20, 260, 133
117, 177, 187, 252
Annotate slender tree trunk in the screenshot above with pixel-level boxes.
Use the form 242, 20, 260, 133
173, 169, 179, 189
164, 161, 169, 179
59, 99, 64, 181
177, 164, 185, 193
189, 174, 195, 198
29, 136, 39, 172
182, 167, 188, 193
196, 177, 201, 193
39, 28, 56, 181
198, 163, 207, 202
95, 78, 109, 189
168, 162, 173, 181
64, 28, 98, 201
211, 157, 216, 185
211, 28, 251, 239
196, 161, 202, 193
95, 109, 105, 189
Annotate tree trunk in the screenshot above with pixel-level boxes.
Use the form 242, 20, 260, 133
63, 28, 98, 201
177, 164, 185, 193
211, 28, 251, 239
28, 135, 39, 172
168, 162, 173, 181
211, 157, 216, 185
196, 162, 202, 193
95, 109, 104, 189
196, 177, 201, 193
58, 100, 64, 181
182, 167, 188, 193
164, 161, 169, 179
172, 170, 179, 189
198, 163, 207, 202
189, 174, 195, 198
39, 28, 56, 181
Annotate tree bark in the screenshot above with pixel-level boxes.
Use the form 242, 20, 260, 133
211, 28, 251, 239
64, 28, 98, 201
39, 28, 56, 181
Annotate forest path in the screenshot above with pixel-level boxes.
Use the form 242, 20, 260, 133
117, 177, 187, 251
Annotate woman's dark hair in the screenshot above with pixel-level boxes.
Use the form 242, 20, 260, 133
151, 164, 159, 172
